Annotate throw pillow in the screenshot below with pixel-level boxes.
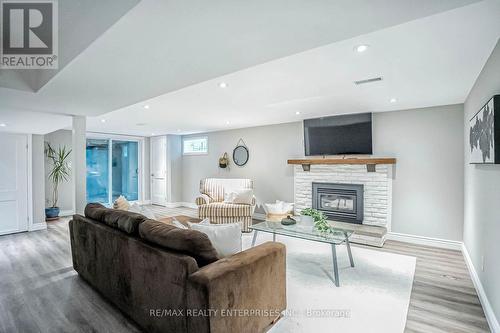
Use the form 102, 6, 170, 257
129, 202, 156, 219
188, 221, 242, 258
172, 219, 189, 229
223, 189, 253, 205
113, 195, 130, 211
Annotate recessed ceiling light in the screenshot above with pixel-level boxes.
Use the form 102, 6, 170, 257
219, 82, 228, 88
295, 111, 301, 115
151, 133, 155, 136
354, 44, 369, 53
144, 105, 150, 109
177, 129, 181, 132
390, 98, 397, 103
0, 123, 6, 127
100, 119, 106, 123
225, 121, 230, 125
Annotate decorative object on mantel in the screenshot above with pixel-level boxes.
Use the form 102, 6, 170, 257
44, 142, 72, 221
288, 157, 396, 172
233, 138, 249, 166
219, 152, 230, 169
469, 94, 500, 164
280, 215, 297, 226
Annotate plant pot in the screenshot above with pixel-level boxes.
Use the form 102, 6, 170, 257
300, 215, 314, 226
45, 207, 60, 219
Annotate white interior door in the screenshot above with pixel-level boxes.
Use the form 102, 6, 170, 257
0, 133, 29, 235
150, 136, 167, 206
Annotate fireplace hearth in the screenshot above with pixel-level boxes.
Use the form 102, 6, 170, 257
312, 182, 364, 224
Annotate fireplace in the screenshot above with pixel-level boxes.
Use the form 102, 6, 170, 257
312, 182, 364, 224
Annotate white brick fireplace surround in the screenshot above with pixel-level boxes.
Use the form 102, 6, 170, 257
293, 163, 393, 246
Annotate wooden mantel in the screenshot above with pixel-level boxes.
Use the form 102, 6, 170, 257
287, 157, 396, 172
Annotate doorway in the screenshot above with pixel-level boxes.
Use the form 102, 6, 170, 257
86, 136, 142, 205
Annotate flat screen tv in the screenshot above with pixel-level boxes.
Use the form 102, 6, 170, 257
304, 113, 373, 156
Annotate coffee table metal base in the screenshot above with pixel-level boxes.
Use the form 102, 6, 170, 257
251, 230, 354, 287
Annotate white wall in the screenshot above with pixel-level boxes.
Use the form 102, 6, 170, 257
181, 105, 464, 241
374, 105, 464, 240
463, 39, 500, 327
167, 135, 183, 203
44, 129, 74, 213
31, 135, 46, 225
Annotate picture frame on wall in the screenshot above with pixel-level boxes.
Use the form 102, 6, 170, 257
469, 94, 500, 164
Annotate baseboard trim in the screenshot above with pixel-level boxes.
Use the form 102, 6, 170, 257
387, 232, 462, 250
59, 210, 75, 217
462, 244, 500, 333
181, 202, 198, 209
161, 202, 198, 209
29, 222, 47, 232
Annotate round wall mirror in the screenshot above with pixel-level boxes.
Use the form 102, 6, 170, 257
233, 145, 249, 166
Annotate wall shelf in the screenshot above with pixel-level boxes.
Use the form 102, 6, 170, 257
287, 157, 396, 172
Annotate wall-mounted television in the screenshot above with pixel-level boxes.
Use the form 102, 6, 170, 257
304, 113, 373, 156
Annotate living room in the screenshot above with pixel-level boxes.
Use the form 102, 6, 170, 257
0, 1, 499, 332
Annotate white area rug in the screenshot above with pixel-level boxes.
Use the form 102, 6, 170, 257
242, 233, 416, 333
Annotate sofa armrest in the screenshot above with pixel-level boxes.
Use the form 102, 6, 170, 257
187, 242, 286, 333
195, 194, 211, 206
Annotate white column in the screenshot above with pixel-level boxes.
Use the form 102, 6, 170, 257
72, 116, 86, 214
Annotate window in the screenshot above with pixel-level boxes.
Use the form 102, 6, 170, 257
183, 136, 208, 155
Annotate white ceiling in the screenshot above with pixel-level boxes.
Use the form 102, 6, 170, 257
0, 0, 140, 92
0, 0, 498, 135
87, 0, 500, 136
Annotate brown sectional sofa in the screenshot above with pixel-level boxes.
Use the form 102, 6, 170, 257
69, 204, 286, 333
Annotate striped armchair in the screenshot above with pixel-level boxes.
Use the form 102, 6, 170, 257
195, 178, 256, 232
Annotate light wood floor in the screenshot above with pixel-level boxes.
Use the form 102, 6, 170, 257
0, 206, 489, 333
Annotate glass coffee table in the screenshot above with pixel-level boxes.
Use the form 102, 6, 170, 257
249, 220, 354, 287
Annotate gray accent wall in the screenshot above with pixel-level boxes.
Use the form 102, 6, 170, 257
464, 39, 500, 324
374, 105, 464, 240
182, 122, 303, 212
181, 105, 464, 242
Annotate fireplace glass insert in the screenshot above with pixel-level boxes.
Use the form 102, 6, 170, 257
312, 182, 364, 224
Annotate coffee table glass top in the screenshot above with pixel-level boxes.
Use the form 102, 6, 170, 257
250, 220, 353, 245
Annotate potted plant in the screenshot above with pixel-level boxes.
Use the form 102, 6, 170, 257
45, 143, 71, 220
300, 208, 332, 233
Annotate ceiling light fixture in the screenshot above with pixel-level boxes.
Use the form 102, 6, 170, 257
295, 111, 301, 115
0, 123, 6, 127
177, 129, 181, 132
354, 44, 369, 53
144, 105, 150, 109
390, 98, 397, 103
100, 119, 106, 123
226, 121, 230, 125
151, 133, 155, 136
219, 82, 228, 88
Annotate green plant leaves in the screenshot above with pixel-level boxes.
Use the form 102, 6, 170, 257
300, 208, 333, 234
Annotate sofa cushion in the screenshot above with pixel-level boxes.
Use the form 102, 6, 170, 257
84, 203, 148, 235
199, 202, 253, 217
139, 219, 219, 267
